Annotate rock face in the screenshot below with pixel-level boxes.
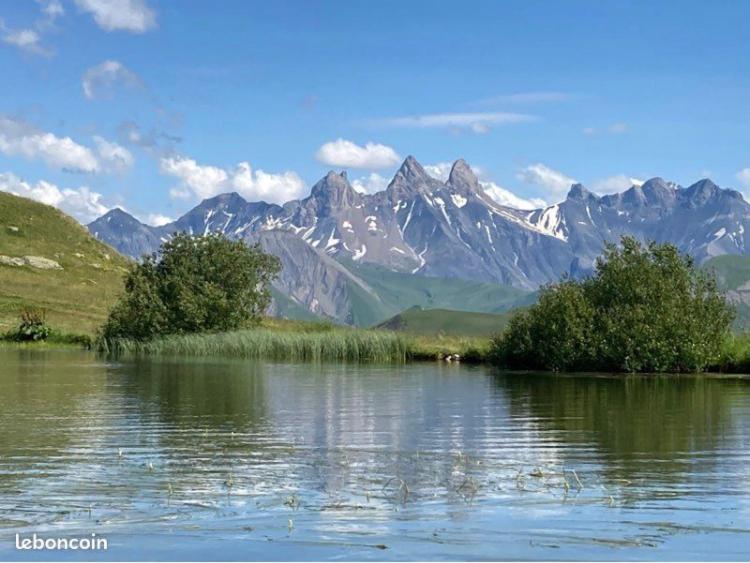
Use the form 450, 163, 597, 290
88, 156, 750, 321
0, 255, 62, 269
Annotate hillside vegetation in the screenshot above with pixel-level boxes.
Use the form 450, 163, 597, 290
0, 192, 128, 335
704, 254, 750, 329
342, 260, 530, 326
376, 306, 512, 337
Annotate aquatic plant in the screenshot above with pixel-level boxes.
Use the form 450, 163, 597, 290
100, 326, 412, 363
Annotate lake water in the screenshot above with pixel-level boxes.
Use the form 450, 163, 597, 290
1, 349, 749, 561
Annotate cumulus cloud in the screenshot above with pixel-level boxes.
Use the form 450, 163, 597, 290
0, 116, 99, 173
140, 213, 171, 227
369, 112, 535, 134
0, 172, 109, 222
316, 139, 401, 169
0, 26, 47, 55
231, 162, 306, 203
75, 0, 156, 33
423, 162, 453, 182
160, 155, 306, 204
83, 60, 142, 100
736, 168, 750, 190
93, 135, 133, 173
351, 172, 389, 194
482, 181, 546, 210
591, 174, 644, 194
517, 163, 577, 197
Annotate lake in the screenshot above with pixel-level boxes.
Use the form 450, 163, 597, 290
1, 349, 749, 561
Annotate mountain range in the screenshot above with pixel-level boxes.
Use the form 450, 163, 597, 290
88, 156, 750, 325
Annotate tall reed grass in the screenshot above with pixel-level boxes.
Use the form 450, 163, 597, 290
100, 327, 412, 363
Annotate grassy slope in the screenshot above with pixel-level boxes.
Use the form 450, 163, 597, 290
376, 306, 512, 337
0, 192, 128, 335
341, 259, 530, 326
704, 255, 750, 330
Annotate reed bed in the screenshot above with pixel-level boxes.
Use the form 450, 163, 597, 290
100, 327, 414, 363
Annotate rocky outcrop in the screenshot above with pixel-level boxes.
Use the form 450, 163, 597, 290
0, 255, 62, 269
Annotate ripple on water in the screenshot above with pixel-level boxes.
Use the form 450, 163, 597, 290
1, 350, 750, 560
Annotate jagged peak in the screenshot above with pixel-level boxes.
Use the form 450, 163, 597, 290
566, 183, 595, 201
198, 191, 248, 208
683, 178, 721, 206
309, 169, 359, 207
447, 158, 480, 191
396, 155, 429, 182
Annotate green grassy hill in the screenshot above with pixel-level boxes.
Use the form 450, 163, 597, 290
0, 192, 129, 335
342, 260, 530, 326
375, 306, 513, 337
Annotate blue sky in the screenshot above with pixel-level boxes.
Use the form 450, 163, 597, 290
1, 0, 750, 224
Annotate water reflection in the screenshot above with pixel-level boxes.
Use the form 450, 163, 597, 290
0, 350, 749, 560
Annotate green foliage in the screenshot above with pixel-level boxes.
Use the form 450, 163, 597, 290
492, 237, 735, 373
14, 307, 51, 341
100, 233, 281, 341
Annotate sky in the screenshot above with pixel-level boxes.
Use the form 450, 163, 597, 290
2, 0, 750, 225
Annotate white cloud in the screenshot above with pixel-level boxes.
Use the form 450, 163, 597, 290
231, 162, 306, 203
93, 136, 133, 173
82, 60, 142, 100
370, 112, 536, 133
351, 172, 389, 194
160, 155, 306, 204
141, 213, 171, 227
316, 139, 401, 169
75, 0, 156, 33
475, 91, 572, 105
424, 162, 453, 182
481, 181, 546, 210
0, 1, 63, 56
38, 0, 64, 21
591, 174, 644, 194
160, 156, 228, 200
0, 26, 47, 55
736, 168, 750, 190
517, 163, 577, 197
0, 116, 99, 173
0, 172, 109, 222
584, 123, 629, 136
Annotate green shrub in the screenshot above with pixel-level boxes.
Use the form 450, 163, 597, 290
15, 307, 52, 342
491, 237, 735, 373
100, 232, 281, 341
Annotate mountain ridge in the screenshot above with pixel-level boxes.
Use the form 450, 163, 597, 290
88, 155, 750, 323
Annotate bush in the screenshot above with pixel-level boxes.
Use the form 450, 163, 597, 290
15, 307, 52, 341
491, 237, 735, 373
100, 232, 281, 341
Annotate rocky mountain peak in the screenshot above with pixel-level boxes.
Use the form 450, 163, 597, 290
684, 178, 719, 206
199, 191, 248, 209
566, 183, 595, 201
447, 159, 480, 192
397, 155, 430, 183
309, 170, 359, 208
639, 177, 676, 206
